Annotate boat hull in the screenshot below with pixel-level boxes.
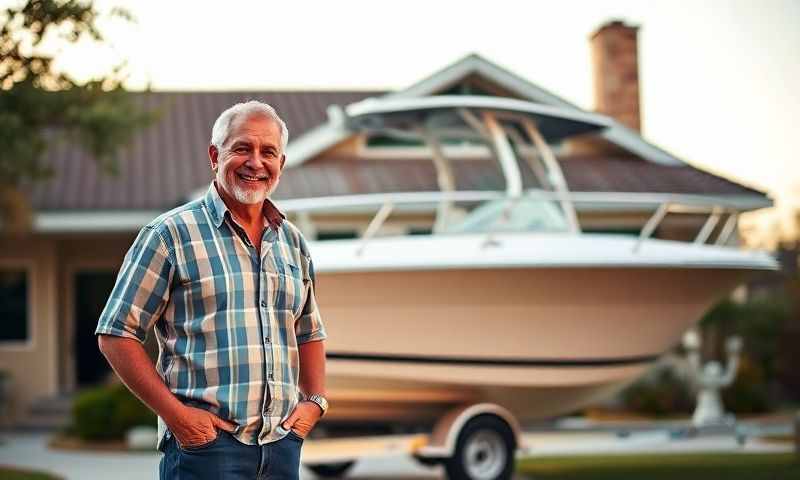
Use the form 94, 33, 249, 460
315, 266, 751, 424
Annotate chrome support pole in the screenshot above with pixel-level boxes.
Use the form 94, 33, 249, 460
695, 207, 723, 245
357, 202, 395, 256
635, 203, 670, 253
457, 108, 490, 138
715, 212, 739, 246
521, 119, 581, 234
481, 111, 523, 199
295, 211, 317, 240
420, 130, 456, 234
503, 127, 550, 189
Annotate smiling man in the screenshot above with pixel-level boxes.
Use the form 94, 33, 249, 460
96, 101, 328, 479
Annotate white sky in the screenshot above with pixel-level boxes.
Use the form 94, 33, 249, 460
23, 0, 800, 205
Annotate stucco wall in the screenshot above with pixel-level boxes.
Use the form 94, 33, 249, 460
0, 237, 58, 422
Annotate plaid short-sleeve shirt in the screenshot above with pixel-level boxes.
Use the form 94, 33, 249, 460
96, 183, 326, 447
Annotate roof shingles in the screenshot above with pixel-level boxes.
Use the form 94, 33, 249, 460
27, 91, 766, 212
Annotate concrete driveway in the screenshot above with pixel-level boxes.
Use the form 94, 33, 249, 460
0, 428, 791, 480
0, 431, 441, 479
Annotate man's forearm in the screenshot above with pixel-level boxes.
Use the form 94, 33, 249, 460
97, 334, 185, 424
281, 340, 328, 435
298, 340, 326, 396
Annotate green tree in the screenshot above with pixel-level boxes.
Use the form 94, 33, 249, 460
0, 0, 152, 232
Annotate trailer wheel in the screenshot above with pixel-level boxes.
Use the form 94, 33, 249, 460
306, 461, 355, 478
444, 415, 515, 480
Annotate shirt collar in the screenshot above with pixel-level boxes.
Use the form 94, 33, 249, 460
204, 182, 286, 230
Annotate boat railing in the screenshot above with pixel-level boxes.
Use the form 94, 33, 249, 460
633, 203, 739, 253
279, 189, 748, 254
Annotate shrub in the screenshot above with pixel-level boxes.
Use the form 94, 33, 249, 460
699, 295, 792, 411
700, 297, 791, 383
621, 366, 694, 417
722, 354, 770, 413
71, 383, 155, 441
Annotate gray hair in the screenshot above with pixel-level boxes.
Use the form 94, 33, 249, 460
210, 100, 289, 152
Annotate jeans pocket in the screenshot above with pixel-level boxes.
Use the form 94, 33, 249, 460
276, 424, 304, 443
177, 430, 222, 452
286, 429, 305, 442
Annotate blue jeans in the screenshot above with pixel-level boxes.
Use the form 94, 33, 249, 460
159, 429, 304, 479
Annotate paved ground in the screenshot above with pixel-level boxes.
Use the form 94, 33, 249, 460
0, 432, 440, 480
0, 427, 793, 480
1, 432, 160, 480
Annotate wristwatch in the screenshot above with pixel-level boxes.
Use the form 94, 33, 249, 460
305, 393, 329, 417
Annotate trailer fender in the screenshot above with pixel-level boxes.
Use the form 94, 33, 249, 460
414, 403, 523, 459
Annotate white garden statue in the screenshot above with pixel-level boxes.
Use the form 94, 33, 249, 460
682, 329, 742, 427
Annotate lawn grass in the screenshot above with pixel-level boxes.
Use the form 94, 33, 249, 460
516, 452, 799, 480
0, 466, 61, 480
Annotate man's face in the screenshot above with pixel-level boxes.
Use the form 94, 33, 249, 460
210, 114, 285, 206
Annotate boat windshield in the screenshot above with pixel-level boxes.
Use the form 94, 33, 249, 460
444, 198, 570, 234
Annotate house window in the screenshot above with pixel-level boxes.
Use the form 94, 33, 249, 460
0, 269, 29, 342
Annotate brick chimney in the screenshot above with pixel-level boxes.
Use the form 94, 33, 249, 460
590, 20, 641, 132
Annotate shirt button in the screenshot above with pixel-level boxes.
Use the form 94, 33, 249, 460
264, 337, 270, 343
260, 300, 267, 307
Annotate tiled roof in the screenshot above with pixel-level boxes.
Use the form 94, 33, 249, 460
29, 91, 381, 211
27, 91, 766, 212
272, 156, 766, 200
559, 156, 765, 195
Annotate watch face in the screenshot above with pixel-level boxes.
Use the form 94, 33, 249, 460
310, 394, 328, 414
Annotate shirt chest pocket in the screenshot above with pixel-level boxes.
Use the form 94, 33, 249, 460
272, 259, 308, 319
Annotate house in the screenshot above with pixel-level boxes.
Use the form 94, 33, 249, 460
0, 21, 771, 425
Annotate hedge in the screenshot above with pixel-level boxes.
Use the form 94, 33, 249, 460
70, 383, 155, 441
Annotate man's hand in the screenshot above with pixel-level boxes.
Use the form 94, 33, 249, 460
167, 405, 238, 448
98, 336, 239, 449
281, 401, 323, 438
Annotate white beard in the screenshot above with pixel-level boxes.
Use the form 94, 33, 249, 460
216, 168, 278, 205
230, 182, 268, 205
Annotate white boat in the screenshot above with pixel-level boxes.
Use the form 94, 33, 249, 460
279, 96, 778, 478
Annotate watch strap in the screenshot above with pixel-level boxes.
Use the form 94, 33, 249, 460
306, 393, 328, 417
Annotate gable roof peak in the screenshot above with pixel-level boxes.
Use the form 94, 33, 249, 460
286, 53, 687, 168
387, 53, 577, 109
